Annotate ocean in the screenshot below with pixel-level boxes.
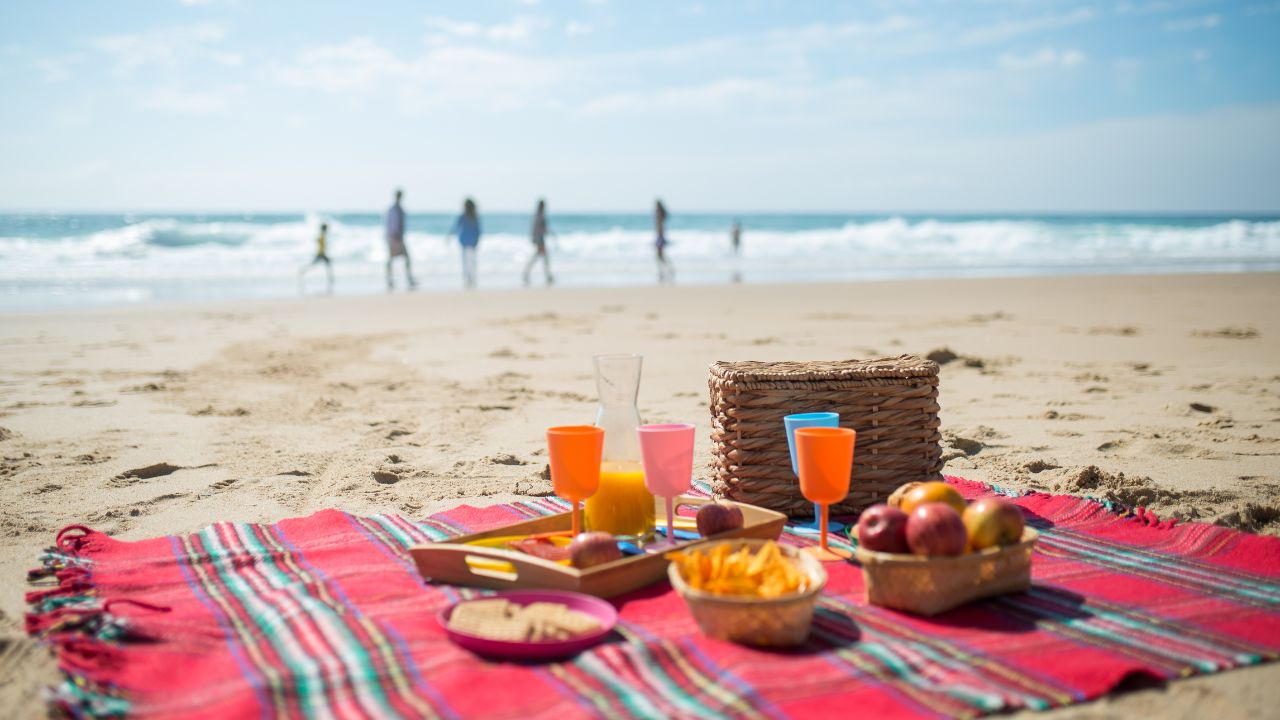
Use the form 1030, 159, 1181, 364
1, 212, 1278, 311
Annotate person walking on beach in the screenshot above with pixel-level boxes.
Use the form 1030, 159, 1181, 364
522, 199, 554, 287
730, 219, 742, 284
654, 199, 674, 284
448, 197, 482, 289
298, 222, 334, 294
385, 189, 417, 291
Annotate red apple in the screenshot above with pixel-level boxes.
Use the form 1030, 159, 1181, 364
569, 531, 622, 568
905, 502, 968, 557
963, 497, 1025, 550
856, 504, 910, 554
696, 502, 745, 537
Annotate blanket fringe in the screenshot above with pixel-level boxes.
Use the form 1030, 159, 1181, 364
26, 527, 134, 719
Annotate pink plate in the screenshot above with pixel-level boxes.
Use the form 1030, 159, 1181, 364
438, 590, 619, 660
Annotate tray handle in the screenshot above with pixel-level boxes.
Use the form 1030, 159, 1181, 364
410, 543, 571, 589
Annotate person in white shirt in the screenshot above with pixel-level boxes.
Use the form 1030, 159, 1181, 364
385, 189, 417, 290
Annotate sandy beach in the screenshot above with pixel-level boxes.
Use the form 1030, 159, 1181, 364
2, 272, 1277, 716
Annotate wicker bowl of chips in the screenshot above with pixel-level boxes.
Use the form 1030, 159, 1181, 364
667, 540, 827, 647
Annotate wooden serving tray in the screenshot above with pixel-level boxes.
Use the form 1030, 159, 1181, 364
410, 496, 786, 598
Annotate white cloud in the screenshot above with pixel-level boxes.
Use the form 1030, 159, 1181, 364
772, 15, 921, 45
961, 8, 1095, 46
274, 37, 558, 113
424, 15, 549, 43
1114, 1, 1176, 15
33, 56, 76, 82
274, 37, 405, 93
581, 77, 780, 115
210, 51, 243, 66
1163, 14, 1221, 31
565, 21, 594, 36
143, 88, 227, 113
91, 23, 228, 73
998, 47, 1086, 71
1192, 48, 1211, 62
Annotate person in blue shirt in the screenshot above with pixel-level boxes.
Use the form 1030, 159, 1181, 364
447, 197, 482, 289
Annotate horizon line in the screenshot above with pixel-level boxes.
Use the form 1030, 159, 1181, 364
2, 208, 1279, 217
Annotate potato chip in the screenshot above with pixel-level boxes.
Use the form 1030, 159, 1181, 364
668, 541, 807, 598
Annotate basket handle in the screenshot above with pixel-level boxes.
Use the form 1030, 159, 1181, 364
410, 543, 571, 588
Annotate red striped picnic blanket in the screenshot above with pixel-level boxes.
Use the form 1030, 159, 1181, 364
26, 477, 1280, 719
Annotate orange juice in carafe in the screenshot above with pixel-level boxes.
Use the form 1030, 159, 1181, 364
585, 460, 656, 538
588, 353, 656, 541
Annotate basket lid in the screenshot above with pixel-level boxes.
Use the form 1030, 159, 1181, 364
709, 355, 938, 383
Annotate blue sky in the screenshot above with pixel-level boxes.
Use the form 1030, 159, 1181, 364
1, 0, 1277, 212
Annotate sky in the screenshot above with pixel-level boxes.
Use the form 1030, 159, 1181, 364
1, 0, 1278, 213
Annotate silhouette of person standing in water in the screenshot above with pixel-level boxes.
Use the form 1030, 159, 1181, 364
448, 198, 482, 289
299, 222, 334, 294
730, 219, 742, 284
654, 199, 674, 284
385, 189, 417, 291
522, 199, 554, 287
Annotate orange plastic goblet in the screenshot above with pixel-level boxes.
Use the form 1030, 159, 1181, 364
546, 425, 604, 537
795, 426, 856, 562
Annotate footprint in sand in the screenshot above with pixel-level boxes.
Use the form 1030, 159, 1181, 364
1087, 326, 1140, 336
117, 462, 184, 480
373, 470, 401, 485
486, 453, 528, 466
926, 348, 958, 364
1192, 327, 1259, 340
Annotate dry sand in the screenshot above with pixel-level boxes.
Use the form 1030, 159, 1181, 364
1, 272, 1277, 717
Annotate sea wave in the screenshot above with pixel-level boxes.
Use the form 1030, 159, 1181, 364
1, 213, 1277, 309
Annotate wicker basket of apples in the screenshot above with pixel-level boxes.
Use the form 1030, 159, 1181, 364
853, 482, 1037, 616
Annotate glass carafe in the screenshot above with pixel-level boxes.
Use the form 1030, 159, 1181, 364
584, 353, 656, 541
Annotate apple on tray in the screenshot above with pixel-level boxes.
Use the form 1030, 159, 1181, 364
696, 502, 745, 537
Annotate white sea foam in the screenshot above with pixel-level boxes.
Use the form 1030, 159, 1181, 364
1, 215, 1277, 309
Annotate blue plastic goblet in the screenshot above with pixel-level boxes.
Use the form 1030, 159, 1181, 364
784, 412, 848, 535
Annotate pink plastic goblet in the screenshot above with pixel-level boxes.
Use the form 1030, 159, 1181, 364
637, 423, 695, 549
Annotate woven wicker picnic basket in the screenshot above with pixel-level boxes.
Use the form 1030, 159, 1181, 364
709, 355, 943, 517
